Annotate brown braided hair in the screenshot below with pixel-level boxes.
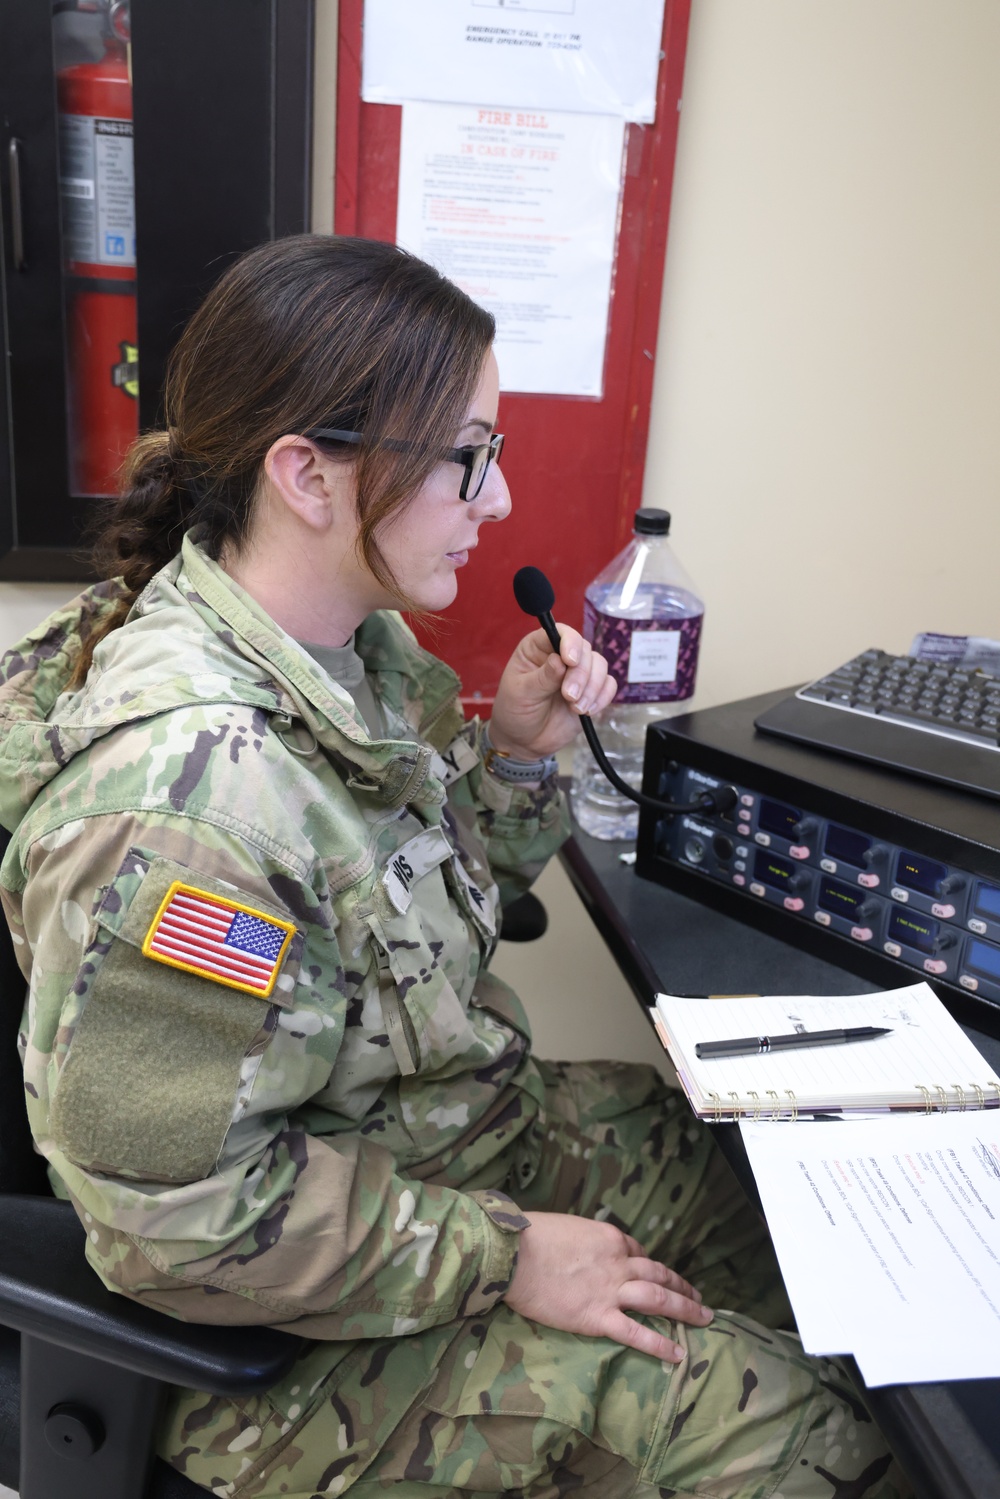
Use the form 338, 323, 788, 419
74, 234, 495, 683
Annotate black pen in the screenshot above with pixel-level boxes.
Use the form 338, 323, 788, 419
694, 1025, 892, 1060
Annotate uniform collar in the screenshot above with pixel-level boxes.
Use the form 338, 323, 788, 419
176, 535, 461, 807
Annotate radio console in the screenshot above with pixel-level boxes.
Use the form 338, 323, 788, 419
635, 687, 1000, 1011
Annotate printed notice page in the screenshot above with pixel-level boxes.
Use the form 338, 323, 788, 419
397, 101, 625, 397
363, 0, 667, 123
741, 1110, 1000, 1385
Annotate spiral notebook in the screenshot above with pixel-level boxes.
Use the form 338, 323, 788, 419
650, 982, 999, 1121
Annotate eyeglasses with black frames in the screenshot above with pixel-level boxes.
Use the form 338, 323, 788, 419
304, 427, 505, 502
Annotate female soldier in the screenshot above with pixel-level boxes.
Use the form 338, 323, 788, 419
0, 235, 908, 1498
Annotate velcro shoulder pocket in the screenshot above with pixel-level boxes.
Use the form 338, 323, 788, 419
50, 852, 302, 1184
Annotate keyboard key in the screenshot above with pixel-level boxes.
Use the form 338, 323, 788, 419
880, 709, 996, 740
786, 652, 1000, 796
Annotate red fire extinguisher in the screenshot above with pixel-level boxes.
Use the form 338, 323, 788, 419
57, 0, 137, 497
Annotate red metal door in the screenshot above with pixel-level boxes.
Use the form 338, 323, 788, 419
335, 0, 691, 707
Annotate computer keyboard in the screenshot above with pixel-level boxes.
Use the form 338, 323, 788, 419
799, 649, 1000, 745
753, 649, 1000, 801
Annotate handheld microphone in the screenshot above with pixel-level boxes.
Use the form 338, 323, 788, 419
512, 566, 737, 820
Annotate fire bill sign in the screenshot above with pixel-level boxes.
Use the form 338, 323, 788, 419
396, 102, 625, 398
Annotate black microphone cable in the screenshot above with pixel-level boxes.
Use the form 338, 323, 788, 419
512, 566, 737, 820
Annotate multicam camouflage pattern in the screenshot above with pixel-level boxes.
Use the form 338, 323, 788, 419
0, 533, 910, 1498
157, 1065, 910, 1498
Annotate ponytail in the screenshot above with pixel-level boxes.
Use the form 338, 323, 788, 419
97, 430, 193, 593
69, 432, 192, 687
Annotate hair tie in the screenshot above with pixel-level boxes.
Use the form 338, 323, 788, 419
165, 431, 204, 507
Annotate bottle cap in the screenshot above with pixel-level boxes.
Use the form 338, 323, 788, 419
634, 508, 670, 536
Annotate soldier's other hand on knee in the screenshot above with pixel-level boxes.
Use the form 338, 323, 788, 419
504, 1211, 714, 1362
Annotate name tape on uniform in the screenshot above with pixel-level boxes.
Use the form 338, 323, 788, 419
383, 826, 453, 913
142, 882, 296, 999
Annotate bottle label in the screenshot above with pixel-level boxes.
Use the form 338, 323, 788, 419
584, 603, 703, 704
628, 630, 680, 684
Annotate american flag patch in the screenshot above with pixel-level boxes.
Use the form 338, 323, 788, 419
142, 882, 295, 998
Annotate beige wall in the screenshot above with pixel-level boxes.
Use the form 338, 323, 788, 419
312, 0, 339, 236
645, 0, 1000, 712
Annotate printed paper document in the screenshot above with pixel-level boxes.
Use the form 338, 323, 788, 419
398, 102, 624, 396
363, 0, 667, 122
741, 1110, 1000, 1385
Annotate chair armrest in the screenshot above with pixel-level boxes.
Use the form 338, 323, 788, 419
0, 1196, 303, 1396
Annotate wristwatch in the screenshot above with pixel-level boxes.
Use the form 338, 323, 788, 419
481, 722, 558, 783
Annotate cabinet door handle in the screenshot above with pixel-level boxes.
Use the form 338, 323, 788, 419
9, 138, 25, 271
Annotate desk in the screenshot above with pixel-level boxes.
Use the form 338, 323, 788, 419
559, 824, 1000, 1499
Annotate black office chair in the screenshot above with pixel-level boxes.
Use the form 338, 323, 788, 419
0, 829, 303, 1499
498, 891, 548, 942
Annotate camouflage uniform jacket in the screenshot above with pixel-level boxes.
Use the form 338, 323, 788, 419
0, 534, 568, 1398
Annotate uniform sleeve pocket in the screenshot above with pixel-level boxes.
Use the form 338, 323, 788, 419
49, 852, 300, 1185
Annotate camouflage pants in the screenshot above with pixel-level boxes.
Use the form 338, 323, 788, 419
163, 1062, 912, 1498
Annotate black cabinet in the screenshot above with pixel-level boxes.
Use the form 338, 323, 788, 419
0, 0, 313, 580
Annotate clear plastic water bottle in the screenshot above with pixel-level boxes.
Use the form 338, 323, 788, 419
571, 508, 704, 840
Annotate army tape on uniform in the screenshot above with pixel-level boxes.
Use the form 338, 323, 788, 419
429, 732, 479, 788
